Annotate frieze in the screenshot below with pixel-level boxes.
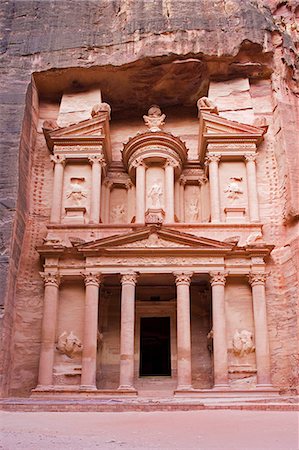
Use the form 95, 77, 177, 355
207, 143, 256, 151
92, 256, 221, 266
54, 145, 103, 154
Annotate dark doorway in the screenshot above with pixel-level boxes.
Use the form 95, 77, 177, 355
139, 317, 171, 376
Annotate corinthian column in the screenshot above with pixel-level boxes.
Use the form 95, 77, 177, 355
179, 175, 186, 222
248, 272, 271, 386
164, 159, 176, 223
119, 272, 138, 391
50, 155, 66, 223
206, 154, 221, 223
81, 272, 102, 390
174, 271, 193, 390
37, 272, 61, 388
245, 154, 260, 222
210, 271, 229, 388
89, 153, 106, 224
134, 158, 146, 224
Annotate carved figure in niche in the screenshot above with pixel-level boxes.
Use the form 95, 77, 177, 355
187, 197, 199, 222
224, 177, 243, 200
197, 97, 218, 114
207, 329, 213, 353
111, 203, 126, 223
66, 177, 87, 205
148, 180, 163, 208
143, 105, 166, 132
56, 331, 83, 358
232, 330, 255, 357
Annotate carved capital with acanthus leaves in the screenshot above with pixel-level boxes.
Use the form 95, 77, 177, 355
132, 157, 146, 169
164, 158, 179, 169
40, 272, 61, 287
244, 153, 257, 163
51, 154, 66, 165
174, 271, 193, 285
81, 272, 102, 287
248, 272, 268, 286
88, 153, 106, 167
205, 153, 221, 165
209, 271, 228, 286
121, 272, 138, 285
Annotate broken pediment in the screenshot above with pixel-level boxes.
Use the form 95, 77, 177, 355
43, 104, 112, 163
197, 109, 267, 162
76, 226, 234, 255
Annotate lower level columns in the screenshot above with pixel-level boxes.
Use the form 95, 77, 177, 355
81, 272, 102, 390
37, 272, 61, 388
210, 271, 229, 388
248, 272, 272, 386
119, 272, 138, 390
174, 271, 193, 390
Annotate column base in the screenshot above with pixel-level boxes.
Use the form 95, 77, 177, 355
213, 383, 230, 390
176, 385, 193, 391
32, 385, 55, 392
118, 384, 137, 392
79, 385, 97, 391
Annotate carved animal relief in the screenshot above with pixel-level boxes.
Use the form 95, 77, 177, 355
56, 331, 83, 358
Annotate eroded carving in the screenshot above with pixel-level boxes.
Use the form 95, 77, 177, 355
174, 271, 193, 285
148, 181, 163, 208
121, 272, 138, 285
197, 97, 218, 114
186, 197, 199, 222
246, 232, 264, 245
91, 102, 111, 119
143, 105, 166, 132
111, 204, 126, 223
81, 272, 102, 286
40, 272, 61, 287
56, 331, 83, 358
224, 177, 243, 200
232, 330, 255, 357
248, 272, 268, 286
66, 177, 87, 205
210, 271, 227, 286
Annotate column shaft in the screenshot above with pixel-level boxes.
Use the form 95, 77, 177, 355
89, 158, 102, 223
37, 273, 60, 387
119, 273, 137, 390
81, 274, 101, 389
245, 155, 260, 222
164, 162, 175, 223
179, 177, 185, 222
50, 156, 65, 223
207, 154, 221, 223
175, 272, 193, 390
210, 272, 228, 387
249, 273, 271, 385
135, 162, 146, 224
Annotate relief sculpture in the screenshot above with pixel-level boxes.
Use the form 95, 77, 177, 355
143, 105, 166, 132
111, 203, 126, 223
148, 181, 163, 208
56, 331, 83, 358
66, 177, 87, 205
232, 330, 255, 357
224, 177, 243, 200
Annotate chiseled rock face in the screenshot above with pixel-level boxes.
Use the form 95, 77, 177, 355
0, 0, 298, 396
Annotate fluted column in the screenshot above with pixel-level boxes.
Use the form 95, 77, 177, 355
210, 271, 229, 388
134, 159, 146, 224
164, 159, 176, 223
206, 154, 221, 223
81, 272, 102, 390
119, 272, 138, 390
245, 154, 260, 222
89, 153, 106, 224
179, 175, 186, 222
174, 271, 193, 390
37, 272, 61, 388
50, 155, 66, 223
248, 272, 271, 386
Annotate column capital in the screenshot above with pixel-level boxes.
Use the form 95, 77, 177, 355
125, 179, 134, 190
174, 271, 193, 285
205, 153, 221, 165
103, 178, 113, 189
248, 272, 268, 286
132, 157, 146, 168
244, 153, 257, 163
164, 158, 179, 168
88, 153, 106, 167
121, 272, 138, 285
82, 272, 102, 287
209, 271, 228, 286
50, 154, 66, 165
40, 272, 61, 287
179, 175, 187, 186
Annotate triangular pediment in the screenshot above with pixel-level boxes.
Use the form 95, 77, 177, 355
76, 226, 233, 255
198, 110, 266, 161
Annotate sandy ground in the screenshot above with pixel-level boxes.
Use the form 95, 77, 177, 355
0, 410, 298, 450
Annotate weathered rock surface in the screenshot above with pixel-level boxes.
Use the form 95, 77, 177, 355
0, 0, 298, 396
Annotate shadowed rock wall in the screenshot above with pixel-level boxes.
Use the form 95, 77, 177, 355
0, 0, 298, 396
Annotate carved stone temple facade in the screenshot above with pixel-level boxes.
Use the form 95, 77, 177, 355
24, 92, 279, 399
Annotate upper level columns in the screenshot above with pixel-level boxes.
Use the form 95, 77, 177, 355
210, 271, 229, 388
206, 154, 221, 223
174, 271, 193, 390
134, 159, 146, 224
81, 272, 102, 390
248, 272, 271, 386
164, 159, 176, 223
89, 153, 106, 224
50, 155, 65, 223
245, 154, 260, 222
37, 272, 61, 387
119, 272, 138, 391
